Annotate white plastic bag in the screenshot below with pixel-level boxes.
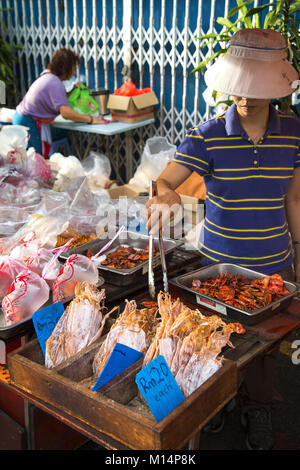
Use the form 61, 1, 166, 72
0, 256, 27, 299
52, 226, 125, 302
2, 269, 50, 326
50, 153, 85, 192
52, 254, 99, 302
8, 215, 70, 261
129, 136, 176, 189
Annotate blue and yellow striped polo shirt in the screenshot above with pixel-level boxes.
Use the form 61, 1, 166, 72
174, 104, 300, 274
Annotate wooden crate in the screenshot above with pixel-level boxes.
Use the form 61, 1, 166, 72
8, 331, 237, 450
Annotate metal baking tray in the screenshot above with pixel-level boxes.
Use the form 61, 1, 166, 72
170, 262, 298, 325
0, 308, 35, 342
59, 230, 178, 286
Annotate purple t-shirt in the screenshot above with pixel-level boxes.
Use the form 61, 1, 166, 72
17, 72, 69, 120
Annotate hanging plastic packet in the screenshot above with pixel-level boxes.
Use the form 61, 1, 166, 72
24, 238, 74, 287
0, 256, 27, 299
2, 269, 50, 326
52, 226, 126, 303
1, 239, 73, 326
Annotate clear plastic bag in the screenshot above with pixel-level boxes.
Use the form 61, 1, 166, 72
26, 147, 54, 183
82, 151, 112, 190
0, 125, 29, 173
0, 206, 30, 237
69, 178, 104, 234
2, 269, 50, 326
7, 215, 70, 261
129, 136, 176, 189
35, 189, 71, 219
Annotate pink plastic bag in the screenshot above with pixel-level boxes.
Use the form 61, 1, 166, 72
1, 239, 73, 325
52, 226, 125, 303
2, 269, 50, 326
52, 253, 99, 302
24, 238, 74, 287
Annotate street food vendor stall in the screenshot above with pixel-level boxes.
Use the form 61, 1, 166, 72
0, 28, 300, 453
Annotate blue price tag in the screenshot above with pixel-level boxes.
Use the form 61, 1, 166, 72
135, 355, 185, 422
32, 302, 65, 357
92, 343, 143, 392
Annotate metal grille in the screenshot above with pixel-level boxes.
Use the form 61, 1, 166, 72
1, 0, 261, 182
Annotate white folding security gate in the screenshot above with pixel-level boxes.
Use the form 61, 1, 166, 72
1, 0, 261, 182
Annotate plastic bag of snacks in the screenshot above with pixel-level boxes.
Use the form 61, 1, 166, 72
0, 125, 29, 172
52, 226, 125, 302
2, 269, 50, 326
52, 253, 100, 302
24, 238, 74, 287
0, 256, 27, 299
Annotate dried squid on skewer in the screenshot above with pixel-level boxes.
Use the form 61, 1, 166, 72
92, 299, 159, 378
45, 282, 112, 368
143, 291, 245, 397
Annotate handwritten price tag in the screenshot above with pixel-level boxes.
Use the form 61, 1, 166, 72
135, 355, 185, 422
92, 343, 143, 392
32, 302, 65, 357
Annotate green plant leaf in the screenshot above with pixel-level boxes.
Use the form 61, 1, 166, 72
253, 13, 261, 27
193, 31, 232, 41
227, 0, 254, 18
236, 0, 254, 27
200, 37, 231, 49
216, 17, 239, 32
244, 4, 276, 18
263, 10, 279, 28
289, 3, 300, 13
191, 49, 227, 74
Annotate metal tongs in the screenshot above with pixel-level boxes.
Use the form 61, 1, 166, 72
148, 181, 169, 299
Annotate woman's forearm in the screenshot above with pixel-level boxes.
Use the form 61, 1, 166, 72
59, 105, 92, 123
156, 162, 192, 194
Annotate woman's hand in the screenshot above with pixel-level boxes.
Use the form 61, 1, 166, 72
91, 116, 110, 125
146, 189, 181, 235
59, 105, 110, 124
145, 162, 192, 235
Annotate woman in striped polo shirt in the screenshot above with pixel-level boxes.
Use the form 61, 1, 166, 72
146, 28, 299, 450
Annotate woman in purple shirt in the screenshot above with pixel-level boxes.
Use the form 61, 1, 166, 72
13, 48, 108, 156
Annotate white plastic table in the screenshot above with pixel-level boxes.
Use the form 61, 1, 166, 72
52, 115, 154, 182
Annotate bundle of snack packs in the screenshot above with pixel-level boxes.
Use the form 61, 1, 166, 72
0, 238, 103, 326
0, 225, 126, 327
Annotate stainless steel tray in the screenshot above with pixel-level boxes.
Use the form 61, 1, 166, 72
170, 263, 298, 325
59, 230, 178, 286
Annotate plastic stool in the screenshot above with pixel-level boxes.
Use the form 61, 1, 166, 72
49, 137, 72, 156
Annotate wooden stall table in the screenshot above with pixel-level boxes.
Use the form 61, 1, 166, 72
51, 115, 154, 183
6, 279, 300, 451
